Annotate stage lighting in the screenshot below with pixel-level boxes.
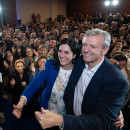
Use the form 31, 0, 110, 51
105, 1, 110, 6
112, 0, 118, 6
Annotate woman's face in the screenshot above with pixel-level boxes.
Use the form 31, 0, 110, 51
26, 48, 33, 57
7, 52, 13, 62
15, 62, 24, 74
58, 44, 75, 70
40, 48, 47, 56
38, 58, 46, 69
119, 60, 127, 70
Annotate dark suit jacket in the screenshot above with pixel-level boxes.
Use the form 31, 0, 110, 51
63, 56, 129, 130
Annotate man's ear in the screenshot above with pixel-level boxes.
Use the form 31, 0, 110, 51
103, 47, 109, 55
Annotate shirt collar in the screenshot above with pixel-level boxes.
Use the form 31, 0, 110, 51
85, 57, 104, 74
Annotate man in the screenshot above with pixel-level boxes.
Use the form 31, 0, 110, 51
5, 34, 13, 51
34, 29, 129, 129
24, 47, 34, 72
19, 31, 28, 48
46, 38, 57, 58
12, 37, 26, 59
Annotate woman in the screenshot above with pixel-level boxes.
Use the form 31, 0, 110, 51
13, 38, 80, 117
4, 51, 15, 78
13, 38, 124, 129
29, 55, 47, 82
113, 52, 130, 84
9, 59, 29, 104
3, 51, 15, 89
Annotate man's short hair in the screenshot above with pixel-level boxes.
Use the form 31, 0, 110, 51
82, 29, 111, 49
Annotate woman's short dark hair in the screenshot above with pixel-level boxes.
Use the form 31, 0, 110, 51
113, 53, 127, 62
52, 38, 80, 69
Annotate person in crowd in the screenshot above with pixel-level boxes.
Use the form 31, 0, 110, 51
60, 30, 69, 41
10, 59, 38, 130
109, 39, 123, 58
34, 38, 42, 51
23, 47, 34, 72
33, 29, 128, 130
126, 34, 130, 46
78, 31, 85, 50
18, 31, 28, 48
0, 41, 7, 125
33, 44, 48, 67
1, 51, 16, 101
113, 53, 130, 84
119, 26, 127, 43
9, 59, 29, 104
32, 13, 37, 24
29, 56, 46, 82
12, 37, 26, 59
30, 31, 37, 39
110, 21, 119, 36
5, 34, 13, 51
36, 13, 41, 24
4, 51, 15, 76
46, 38, 57, 58
0, 93, 5, 124
122, 45, 130, 70
108, 58, 120, 68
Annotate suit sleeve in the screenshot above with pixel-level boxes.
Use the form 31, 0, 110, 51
63, 77, 129, 130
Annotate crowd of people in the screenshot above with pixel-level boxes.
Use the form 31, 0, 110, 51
0, 12, 130, 130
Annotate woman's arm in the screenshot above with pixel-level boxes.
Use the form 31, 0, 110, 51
12, 96, 27, 118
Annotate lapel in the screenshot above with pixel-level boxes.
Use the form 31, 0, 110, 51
63, 56, 85, 114
81, 57, 110, 109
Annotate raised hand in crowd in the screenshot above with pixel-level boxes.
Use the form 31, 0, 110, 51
21, 81, 27, 88
3, 61, 9, 69
12, 46, 16, 54
10, 78, 15, 87
33, 49, 39, 57
17, 47, 21, 54
47, 48, 54, 57
31, 63, 35, 76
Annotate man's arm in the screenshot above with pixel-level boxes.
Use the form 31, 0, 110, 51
63, 78, 128, 130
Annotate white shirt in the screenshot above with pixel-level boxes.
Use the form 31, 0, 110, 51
48, 67, 72, 114
73, 58, 104, 116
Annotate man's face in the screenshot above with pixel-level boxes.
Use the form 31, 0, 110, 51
49, 40, 56, 48
6, 35, 11, 41
82, 35, 109, 68
112, 22, 118, 30
73, 30, 79, 38
115, 42, 122, 50
13, 38, 19, 45
119, 27, 126, 35
20, 33, 26, 40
